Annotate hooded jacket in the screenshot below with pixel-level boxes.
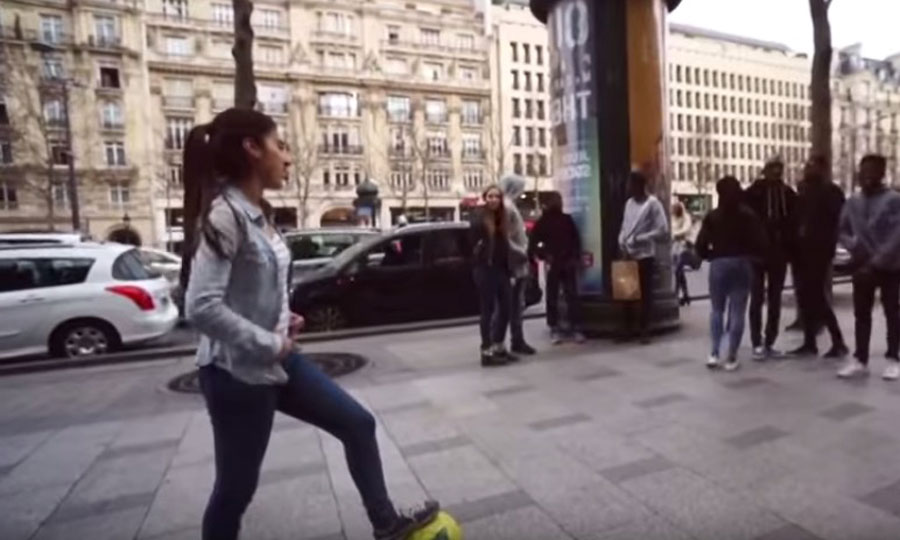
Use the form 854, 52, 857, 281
796, 179, 845, 263
499, 175, 531, 279
744, 177, 798, 258
529, 207, 581, 266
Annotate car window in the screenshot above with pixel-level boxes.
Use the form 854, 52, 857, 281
113, 249, 153, 280
139, 250, 172, 265
288, 234, 360, 260
0, 257, 93, 292
378, 234, 423, 268
429, 230, 468, 265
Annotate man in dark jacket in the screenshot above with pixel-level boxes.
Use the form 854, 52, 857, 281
744, 158, 797, 359
788, 155, 848, 359
529, 191, 584, 344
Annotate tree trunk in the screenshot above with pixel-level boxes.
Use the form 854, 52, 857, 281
232, 0, 257, 109
809, 0, 833, 179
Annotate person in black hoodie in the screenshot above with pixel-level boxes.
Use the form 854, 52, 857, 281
529, 191, 584, 344
470, 184, 514, 367
696, 176, 768, 371
788, 155, 848, 359
744, 158, 797, 360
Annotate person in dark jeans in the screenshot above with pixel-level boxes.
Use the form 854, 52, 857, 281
695, 176, 768, 371
837, 154, 900, 380
470, 184, 515, 367
788, 155, 848, 359
617, 171, 669, 343
744, 158, 797, 360
182, 108, 438, 540
530, 191, 584, 344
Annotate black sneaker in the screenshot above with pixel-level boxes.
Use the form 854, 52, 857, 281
374, 500, 440, 540
511, 342, 537, 356
481, 349, 508, 368
823, 344, 849, 359
788, 345, 818, 358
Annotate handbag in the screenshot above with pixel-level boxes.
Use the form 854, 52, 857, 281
612, 259, 641, 301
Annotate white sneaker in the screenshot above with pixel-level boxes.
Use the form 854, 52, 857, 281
837, 360, 869, 379
883, 362, 900, 381
706, 355, 720, 369
723, 358, 741, 372
752, 346, 766, 360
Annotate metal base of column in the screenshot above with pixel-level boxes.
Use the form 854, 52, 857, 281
579, 294, 681, 337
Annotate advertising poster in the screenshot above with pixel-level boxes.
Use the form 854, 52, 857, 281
547, 0, 604, 293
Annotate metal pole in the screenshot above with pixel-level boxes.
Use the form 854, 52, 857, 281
61, 81, 80, 232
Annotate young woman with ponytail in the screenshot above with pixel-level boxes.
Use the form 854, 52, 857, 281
181, 108, 438, 540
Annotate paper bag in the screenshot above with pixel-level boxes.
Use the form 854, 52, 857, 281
612, 260, 641, 301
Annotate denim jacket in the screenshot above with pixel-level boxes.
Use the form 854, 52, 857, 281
185, 187, 289, 385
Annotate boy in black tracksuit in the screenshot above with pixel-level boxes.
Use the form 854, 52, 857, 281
744, 159, 798, 359
529, 192, 584, 343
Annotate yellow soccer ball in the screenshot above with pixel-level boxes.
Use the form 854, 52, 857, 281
407, 511, 463, 540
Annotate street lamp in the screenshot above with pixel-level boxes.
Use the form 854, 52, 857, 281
30, 41, 80, 233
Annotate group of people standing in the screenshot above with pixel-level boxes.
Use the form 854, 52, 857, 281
694, 153, 900, 379
469, 175, 585, 367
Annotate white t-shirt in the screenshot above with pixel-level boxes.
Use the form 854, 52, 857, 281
267, 231, 291, 336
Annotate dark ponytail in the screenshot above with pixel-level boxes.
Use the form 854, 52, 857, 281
179, 107, 278, 293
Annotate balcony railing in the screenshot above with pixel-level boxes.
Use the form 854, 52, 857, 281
389, 146, 411, 158
462, 115, 483, 126
427, 180, 451, 192
318, 106, 360, 118
318, 144, 363, 155
311, 30, 358, 43
427, 148, 451, 159
380, 38, 486, 58
259, 101, 288, 115
88, 35, 121, 49
102, 119, 125, 130
163, 96, 195, 109
45, 118, 67, 129
256, 24, 289, 37
462, 149, 486, 161
425, 115, 448, 125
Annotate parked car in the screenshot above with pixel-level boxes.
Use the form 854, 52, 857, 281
0, 243, 178, 360
284, 228, 378, 284
833, 243, 853, 276
0, 232, 89, 245
138, 247, 181, 284
290, 222, 542, 332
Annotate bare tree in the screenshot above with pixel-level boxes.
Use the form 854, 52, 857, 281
408, 120, 441, 220
375, 124, 415, 214
809, 0, 834, 177
486, 109, 514, 186
287, 100, 319, 227
232, 0, 256, 108
0, 45, 82, 229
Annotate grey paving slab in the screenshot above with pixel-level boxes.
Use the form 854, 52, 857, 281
859, 479, 900, 518
577, 366, 622, 381
460, 505, 573, 540
0, 420, 122, 497
757, 476, 900, 540
137, 462, 212, 539
242, 471, 343, 540
379, 405, 463, 449
0, 429, 53, 470
102, 438, 180, 461
722, 376, 774, 390
529, 412, 592, 432
399, 434, 470, 458
621, 468, 786, 540
0, 484, 70, 540
819, 401, 875, 421
596, 514, 696, 540
33, 506, 147, 540
406, 445, 517, 506
446, 489, 534, 523
258, 462, 329, 487
634, 392, 690, 409
484, 382, 537, 398
599, 456, 675, 484
753, 524, 824, 540
725, 426, 789, 449
655, 357, 694, 369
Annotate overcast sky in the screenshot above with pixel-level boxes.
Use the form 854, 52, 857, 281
669, 0, 900, 60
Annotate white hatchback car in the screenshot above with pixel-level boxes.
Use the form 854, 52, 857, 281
0, 243, 178, 360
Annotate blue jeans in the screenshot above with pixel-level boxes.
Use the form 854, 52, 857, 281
474, 266, 512, 349
199, 353, 396, 540
709, 257, 752, 359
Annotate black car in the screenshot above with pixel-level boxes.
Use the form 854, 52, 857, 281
290, 222, 542, 332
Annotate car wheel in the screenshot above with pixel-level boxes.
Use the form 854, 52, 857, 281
50, 321, 119, 359
305, 304, 347, 332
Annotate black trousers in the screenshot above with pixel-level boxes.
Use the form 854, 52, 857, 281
546, 262, 581, 331
623, 257, 655, 337
796, 258, 844, 350
853, 269, 900, 365
749, 257, 788, 348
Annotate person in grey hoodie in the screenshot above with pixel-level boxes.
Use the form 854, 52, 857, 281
494, 174, 537, 355
837, 154, 900, 380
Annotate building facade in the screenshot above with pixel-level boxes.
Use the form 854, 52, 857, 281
833, 45, 900, 191
0, 0, 153, 243
667, 24, 813, 213
486, 0, 553, 220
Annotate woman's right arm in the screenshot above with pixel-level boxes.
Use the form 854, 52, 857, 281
185, 202, 285, 362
